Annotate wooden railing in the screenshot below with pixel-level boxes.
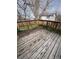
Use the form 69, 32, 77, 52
17, 20, 61, 31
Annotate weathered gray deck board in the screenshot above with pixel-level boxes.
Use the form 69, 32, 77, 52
17, 29, 61, 59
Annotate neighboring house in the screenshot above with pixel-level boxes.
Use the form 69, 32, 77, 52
40, 13, 56, 21
40, 13, 61, 22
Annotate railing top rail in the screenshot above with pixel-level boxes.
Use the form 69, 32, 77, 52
17, 20, 61, 23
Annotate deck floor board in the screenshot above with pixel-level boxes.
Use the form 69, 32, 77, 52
17, 29, 61, 59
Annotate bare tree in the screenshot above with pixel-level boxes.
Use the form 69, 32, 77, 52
17, 0, 55, 20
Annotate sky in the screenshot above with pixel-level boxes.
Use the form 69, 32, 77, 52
47, 0, 61, 14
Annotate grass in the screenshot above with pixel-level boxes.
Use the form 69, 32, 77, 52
17, 24, 61, 35
17, 24, 39, 32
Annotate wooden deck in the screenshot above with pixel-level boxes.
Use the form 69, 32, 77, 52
17, 29, 61, 59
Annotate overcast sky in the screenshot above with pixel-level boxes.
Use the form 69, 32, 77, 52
47, 0, 61, 14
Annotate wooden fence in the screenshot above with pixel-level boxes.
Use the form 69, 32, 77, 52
17, 20, 61, 31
